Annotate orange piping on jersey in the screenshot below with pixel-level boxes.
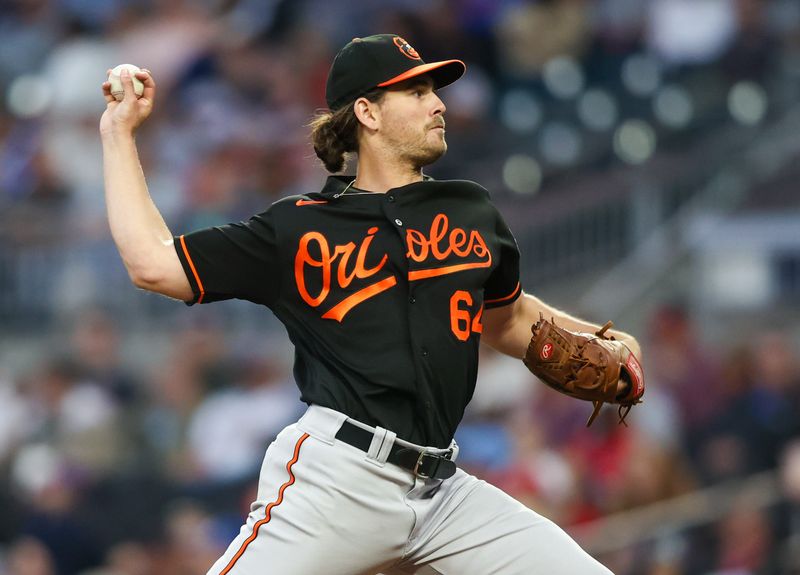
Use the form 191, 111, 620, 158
217, 433, 309, 575
322, 275, 397, 322
484, 281, 521, 305
408, 260, 493, 281
179, 235, 205, 304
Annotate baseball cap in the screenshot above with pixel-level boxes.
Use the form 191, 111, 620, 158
325, 34, 466, 111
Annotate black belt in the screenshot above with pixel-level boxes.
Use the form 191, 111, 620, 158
335, 420, 456, 480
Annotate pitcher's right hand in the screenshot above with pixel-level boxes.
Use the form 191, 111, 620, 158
100, 67, 155, 137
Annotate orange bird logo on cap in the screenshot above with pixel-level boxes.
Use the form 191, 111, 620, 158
393, 37, 421, 60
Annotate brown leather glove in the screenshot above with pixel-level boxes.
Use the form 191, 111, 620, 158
523, 313, 645, 426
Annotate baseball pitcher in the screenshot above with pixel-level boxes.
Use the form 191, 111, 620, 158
100, 34, 643, 575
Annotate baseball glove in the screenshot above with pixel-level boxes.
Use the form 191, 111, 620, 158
523, 313, 644, 427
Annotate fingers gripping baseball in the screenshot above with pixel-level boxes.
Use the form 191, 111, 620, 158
100, 66, 156, 136
523, 313, 645, 427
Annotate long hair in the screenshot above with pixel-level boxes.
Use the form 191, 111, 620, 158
309, 88, 386, 173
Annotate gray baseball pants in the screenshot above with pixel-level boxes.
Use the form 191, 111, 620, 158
206, 405, 612, 575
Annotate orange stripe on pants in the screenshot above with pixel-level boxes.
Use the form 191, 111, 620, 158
218, 433, 309, 575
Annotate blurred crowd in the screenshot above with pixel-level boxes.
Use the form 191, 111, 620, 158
2, 0, 800, 574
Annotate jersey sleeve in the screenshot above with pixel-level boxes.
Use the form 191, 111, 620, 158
483, 207, 521, 309
173, 208, 282, 307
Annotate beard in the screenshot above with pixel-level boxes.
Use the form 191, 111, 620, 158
406, 136, 447, 169
383, 118, 448, 169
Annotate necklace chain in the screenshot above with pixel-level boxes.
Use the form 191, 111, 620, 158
333, 180, 378, 198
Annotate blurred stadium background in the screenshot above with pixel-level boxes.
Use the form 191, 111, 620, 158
1, 0, 800, 573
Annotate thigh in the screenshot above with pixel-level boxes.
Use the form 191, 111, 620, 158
206, 426, 413, 575
403, 471, 612, 575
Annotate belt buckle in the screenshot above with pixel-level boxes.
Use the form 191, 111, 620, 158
413, 449, 432, 478
413, 448, 453, 479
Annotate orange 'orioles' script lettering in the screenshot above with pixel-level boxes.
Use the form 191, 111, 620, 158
295, 217, 493, 322
294, 227, 396, 322
406, 214, 492, 281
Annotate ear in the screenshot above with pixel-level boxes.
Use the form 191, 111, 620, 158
353, 96, 380, 131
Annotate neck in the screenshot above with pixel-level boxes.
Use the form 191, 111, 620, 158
353, 147, 423, 193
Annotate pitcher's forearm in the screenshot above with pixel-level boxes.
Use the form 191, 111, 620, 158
102, 130, 175, 283
483, 290, 643, 362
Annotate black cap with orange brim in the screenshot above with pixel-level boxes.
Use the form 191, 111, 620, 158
325, 34, 466, 111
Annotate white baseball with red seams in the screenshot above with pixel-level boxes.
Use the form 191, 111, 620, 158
108, 64, 144, 101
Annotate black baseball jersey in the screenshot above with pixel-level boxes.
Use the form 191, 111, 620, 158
174, 176, 521, 448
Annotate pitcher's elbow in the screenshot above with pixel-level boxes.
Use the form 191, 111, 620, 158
128, 265, 163, 291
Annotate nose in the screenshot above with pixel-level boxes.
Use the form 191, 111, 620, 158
431, 92, 446, 116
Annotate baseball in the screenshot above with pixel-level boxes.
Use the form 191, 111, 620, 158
108, 64, 145, 101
